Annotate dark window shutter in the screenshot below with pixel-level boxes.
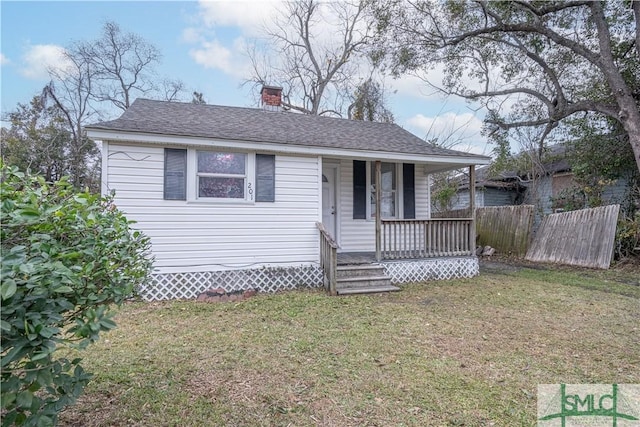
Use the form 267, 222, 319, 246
403, 163, 415, 219
256, 154, 275, 202
353, 160, 367, 219
164, 148, 187, 200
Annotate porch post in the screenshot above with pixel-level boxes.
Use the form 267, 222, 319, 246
375, 160, 382, 261
468, 165, 476, 255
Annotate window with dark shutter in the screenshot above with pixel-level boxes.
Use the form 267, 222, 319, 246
353, 160, 367, 219
255, 154, 275, 202
403, 163, 415, 219
164, 148, 187, 200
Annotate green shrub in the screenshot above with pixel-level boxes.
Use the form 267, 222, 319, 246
1, 165, 153, 426
616, 212, 640, 261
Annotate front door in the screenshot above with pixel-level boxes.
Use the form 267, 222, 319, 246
322, 165, 337, 239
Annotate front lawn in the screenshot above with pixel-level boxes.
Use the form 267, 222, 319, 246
60, 267, 639, 426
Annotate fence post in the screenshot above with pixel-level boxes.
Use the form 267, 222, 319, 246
375, 160, 382, 261
468, 165, 476, 255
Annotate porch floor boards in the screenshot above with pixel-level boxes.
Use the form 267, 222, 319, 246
338, 251, 472, 265
337, 252, 378, 265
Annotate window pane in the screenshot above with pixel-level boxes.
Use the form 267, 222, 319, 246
199, 177, 245, 198
371, 163, 396, 188
371, 162, 396, 218
381, 193, 395, 217
371, 192, 396, 217
198, 152, 246, 174
381, 163, 396, 191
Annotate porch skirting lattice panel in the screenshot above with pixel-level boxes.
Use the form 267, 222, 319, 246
141, 265, 324, 301
139, 257, 478, 301
381, 256, 479, 284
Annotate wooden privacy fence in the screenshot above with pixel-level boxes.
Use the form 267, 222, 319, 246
476, 205, 534, 256
381, 219, 474, 259
525, 204, 620, 269
432, 208, 471, 219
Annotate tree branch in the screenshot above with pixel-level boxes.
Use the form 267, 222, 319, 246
634, 0, 640, 62
511, 1, 593, 16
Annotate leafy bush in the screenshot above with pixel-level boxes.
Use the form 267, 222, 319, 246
431, 174, 459, 213
616, 212, 640, 261
1, 165, 152, 426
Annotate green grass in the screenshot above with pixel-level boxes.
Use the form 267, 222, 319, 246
59, 268, 640, 426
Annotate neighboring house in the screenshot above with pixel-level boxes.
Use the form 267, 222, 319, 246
522, 144, 631, 216
440, 143, 632, 219
86, 87, 490, 300
440, 166, 524, 214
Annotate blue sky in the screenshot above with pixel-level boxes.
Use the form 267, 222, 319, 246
1, 1, 490, 155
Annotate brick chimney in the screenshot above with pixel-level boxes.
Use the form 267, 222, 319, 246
260, 85, 283, 111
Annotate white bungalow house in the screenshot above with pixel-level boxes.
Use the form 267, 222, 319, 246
86, 87, 490, 300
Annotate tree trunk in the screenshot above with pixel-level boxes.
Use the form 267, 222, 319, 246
591, 1, 640, 173
621, 108, 640, 174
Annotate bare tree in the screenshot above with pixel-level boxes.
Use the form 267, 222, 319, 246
373, 0, 640, 173
246, 0, 373, 116
6, 22, 188, 189
77, 21, 161, 111
43, 51, 100, 189
160, 78, 187, 102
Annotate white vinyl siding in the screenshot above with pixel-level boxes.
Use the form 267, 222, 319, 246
415, 164, 430, 218
107, 142, 319, 273
339, 159, 374, 251
449, 189, 485, 211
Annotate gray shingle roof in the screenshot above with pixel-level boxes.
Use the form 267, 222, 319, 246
88, 98, 489, 160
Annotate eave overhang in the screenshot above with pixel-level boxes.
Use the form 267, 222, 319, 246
87, 128, 491, 169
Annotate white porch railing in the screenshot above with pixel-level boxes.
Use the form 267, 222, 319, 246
381, 219, 474, 260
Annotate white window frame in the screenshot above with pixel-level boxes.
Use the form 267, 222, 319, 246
366, 161, 403, 219
187, 149, 256, 203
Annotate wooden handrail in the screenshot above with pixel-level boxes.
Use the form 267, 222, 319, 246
316, 222, 339, 249
316, 222, 338, 295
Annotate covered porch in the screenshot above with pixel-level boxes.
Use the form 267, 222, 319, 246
318, 161, 479, 295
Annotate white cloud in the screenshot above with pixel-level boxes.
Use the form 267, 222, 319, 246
189, 37, 251, 78
197, 0, 280, 36
0, 53, 9, 66
190, 39, 233, 72
406, 112, 489, 155
186, 0, 368, 82
184, 1, 283, 80
389, 62, 513, 110
182, 27, 204, 44
20, 44, 69, 79
390, 71, 448, 101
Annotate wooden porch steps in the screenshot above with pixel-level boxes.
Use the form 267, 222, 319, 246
335, 264, 399, 295
336, 285, 400, 295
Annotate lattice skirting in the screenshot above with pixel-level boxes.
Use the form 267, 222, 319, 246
140, 265, 324, 301
381, 256, 479, 284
